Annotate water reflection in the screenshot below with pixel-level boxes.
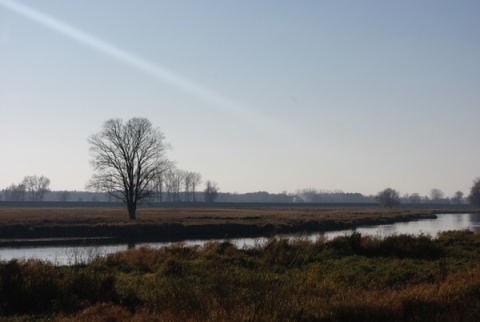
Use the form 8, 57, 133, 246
469, 213, 480, 229
0, 213, 478, 265
318, 213, 479, 240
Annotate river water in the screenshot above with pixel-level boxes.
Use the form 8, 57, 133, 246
1, 213, 479, 265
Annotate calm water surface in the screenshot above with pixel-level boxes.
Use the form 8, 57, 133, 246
1, 213, 479, 265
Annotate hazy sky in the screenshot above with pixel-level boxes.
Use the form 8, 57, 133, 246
1, 0, 479, 197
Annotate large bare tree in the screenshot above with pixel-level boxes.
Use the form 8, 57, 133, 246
87, 118, 171, 219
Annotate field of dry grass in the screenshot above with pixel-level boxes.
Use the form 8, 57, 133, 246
0, 207, 436, 226
0, 207, 445, 245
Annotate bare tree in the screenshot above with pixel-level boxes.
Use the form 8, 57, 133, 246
451, 191, 464, 204
183, 171, 202, 202
376, 188, 400, 208
191, 172, 202, 202
149, 171, 165, 202
23, 176, 36, 201
3, 176, 50, 201
164, 170, 175, 202
204, 180, 219, 202
23, 175, 50, 201
4, 183, 26, 201
468, 178, 480, 208
164, 168, 185, 202
408, 193, 421, 204
87, 118, 171, 219
183, 172, 193, 202
430, 188, 444, 201
173, 170, 183, 201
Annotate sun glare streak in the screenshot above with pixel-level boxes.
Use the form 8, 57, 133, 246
0, 0, 260, 120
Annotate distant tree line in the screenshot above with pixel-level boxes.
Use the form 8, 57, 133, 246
1, 116, 478, 216
376, 187, 469, 208
1, 175, 50, 201
145, 167, 203, 202
216, 189, 375, 203
1, 178, 475, 207
0, 184, 474, 205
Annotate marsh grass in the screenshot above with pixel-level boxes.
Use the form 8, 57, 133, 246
0, 207, 438, 226
61, 244, 109, 266
1, 230, 480, 321
0, 208, 439, 243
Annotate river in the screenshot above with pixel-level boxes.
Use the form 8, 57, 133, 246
1, 213, 479, 265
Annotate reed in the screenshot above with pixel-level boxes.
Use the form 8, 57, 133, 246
1, 229, 480, 320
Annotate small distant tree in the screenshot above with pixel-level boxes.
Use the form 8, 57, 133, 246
183, 172, 192, 202
149, 171, 165, 202
451, 191, 464, 204
182, 171, 202, 202
468, 178, 480, 208
376, 188, 400, 208
204, 180, 219, 202
430, 188, 444, 202
23, 175, 50, 201
408, 193, 421, 204
191, 172, 202, 202
164, 168, 185, 202
3, 176, 50, 201
58, 190, 70, 202
4, 183, 27, 201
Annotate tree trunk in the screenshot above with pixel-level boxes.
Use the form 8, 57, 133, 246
127, 202, 137, 220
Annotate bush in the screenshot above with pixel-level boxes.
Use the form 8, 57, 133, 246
2, 230, 480, 320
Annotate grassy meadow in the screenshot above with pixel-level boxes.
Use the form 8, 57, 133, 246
0, 207, 437, 225
0, 207, 440, 244
1, 229, 480, 321
1, 207, 478, 320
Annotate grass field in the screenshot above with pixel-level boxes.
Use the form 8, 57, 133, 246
0, 207, 441, 244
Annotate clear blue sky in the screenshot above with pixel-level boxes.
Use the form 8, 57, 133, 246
1, 0, 479, 197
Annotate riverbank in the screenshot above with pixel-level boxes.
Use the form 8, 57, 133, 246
1, 229, 480, 321
0, 207, 461, 247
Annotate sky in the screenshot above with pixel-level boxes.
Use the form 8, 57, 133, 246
1, 0, 479, 197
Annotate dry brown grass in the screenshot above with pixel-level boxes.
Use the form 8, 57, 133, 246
2, 230, 480, 321
0, 207, 440, 244
0, 207, 432, 226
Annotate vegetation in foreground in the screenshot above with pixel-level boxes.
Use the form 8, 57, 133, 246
1, 230, 480, 321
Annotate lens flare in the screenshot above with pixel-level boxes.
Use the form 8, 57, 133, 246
0, 0, 259, 119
